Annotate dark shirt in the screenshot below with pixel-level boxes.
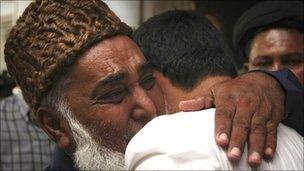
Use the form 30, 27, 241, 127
44, 146, 78, 171
261, 69, 304, 136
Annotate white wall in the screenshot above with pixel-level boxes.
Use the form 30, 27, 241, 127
0, 1, 33, 72
141, 0, 195, 22
104, 0, 140, 28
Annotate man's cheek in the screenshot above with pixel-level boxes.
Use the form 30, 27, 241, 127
148, 90, 166, 115
291, 67, 304, 86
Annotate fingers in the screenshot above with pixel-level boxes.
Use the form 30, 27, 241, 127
247, 115, 267, 167
214, 100, 236, 147
227, 100, 254, 162
263, 99, 282, 160
204, 96, 214, 109
179, 95, 214, 111
208, 72, 284, 167
246, 97, 270, 167
264, 121, 277, 160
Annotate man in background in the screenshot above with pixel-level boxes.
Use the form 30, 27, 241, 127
0, 86, 55, 171
233, 0, 303, 135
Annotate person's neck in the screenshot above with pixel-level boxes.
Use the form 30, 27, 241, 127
164, 76, 231, 114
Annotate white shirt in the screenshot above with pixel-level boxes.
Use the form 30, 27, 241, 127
125, 109, 303, 170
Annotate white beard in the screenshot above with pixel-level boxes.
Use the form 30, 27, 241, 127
59, 102, 125, 170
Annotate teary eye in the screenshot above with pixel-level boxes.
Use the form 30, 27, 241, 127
140, 74, 156, 90
96, 86, 127, 104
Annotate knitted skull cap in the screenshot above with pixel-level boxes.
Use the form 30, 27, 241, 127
4, 0, 132, 118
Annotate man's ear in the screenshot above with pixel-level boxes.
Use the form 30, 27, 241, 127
36, 107, 71, 150
153, 71, 170, 88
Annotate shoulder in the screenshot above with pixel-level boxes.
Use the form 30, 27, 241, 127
125, 109, 225, 169
0, 95, 19, 117
145, 108, 216, 132
276, 123, 303, 154
0, 95, 17, 107
0, 94, 29, 118
0, 94, 27, 111
130, 108, 216, 147
274, 124, 303, 169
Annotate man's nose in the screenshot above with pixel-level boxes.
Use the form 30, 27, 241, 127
271, 62, 284, 71
130, 86, 157, 121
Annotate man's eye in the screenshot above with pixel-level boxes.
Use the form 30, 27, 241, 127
281, 54, 304, 67
255, 60, 272, 67
97, 88, 126, 104
140, 75, 156, 90
285, 58, 304, 66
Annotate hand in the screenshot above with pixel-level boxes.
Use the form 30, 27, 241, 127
179, 72, 285, 167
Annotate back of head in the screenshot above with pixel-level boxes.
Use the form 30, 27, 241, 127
233, 0, 304, 64
4, 0, 132, 117
134, 10, 236, 90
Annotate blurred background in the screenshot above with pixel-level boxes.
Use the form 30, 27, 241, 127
0, 0, 291, 99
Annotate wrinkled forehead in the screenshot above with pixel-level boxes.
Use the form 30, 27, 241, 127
250, 29, 303, 58
71, 36, 146, 79
255, 29, 303, 46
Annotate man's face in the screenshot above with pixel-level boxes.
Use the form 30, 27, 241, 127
64, 35, 165, 153
248, 28, 304, 85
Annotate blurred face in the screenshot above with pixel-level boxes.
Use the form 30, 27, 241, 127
65, 35, 165, 153
248, 28, 304, 85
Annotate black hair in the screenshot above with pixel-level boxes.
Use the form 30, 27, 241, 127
134, 10, 237, 90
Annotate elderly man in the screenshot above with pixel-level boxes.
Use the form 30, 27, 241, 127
3, 0, 301, 170
233, 0, 304, 136
4, 0, 165, 170
125, 10, 303, 170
